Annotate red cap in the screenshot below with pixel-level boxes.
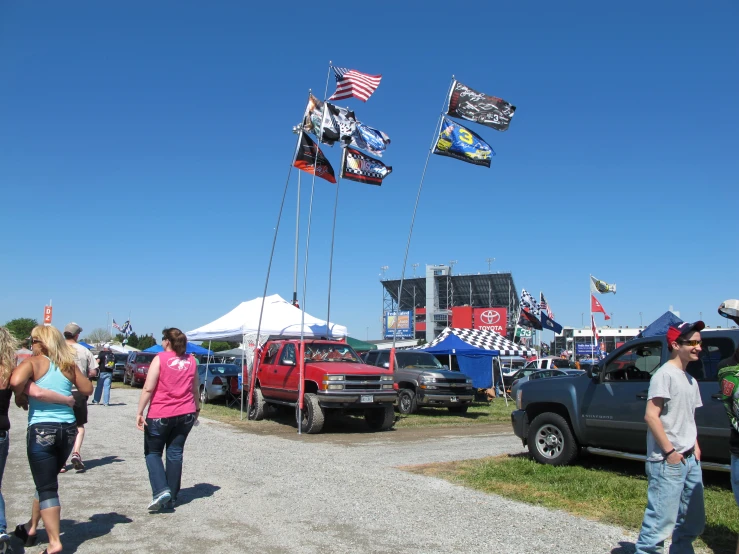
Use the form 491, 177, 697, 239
666, 321, 705, 345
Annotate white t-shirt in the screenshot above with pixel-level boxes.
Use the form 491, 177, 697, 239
646, 361, 703, 461
70, 342, 98, 392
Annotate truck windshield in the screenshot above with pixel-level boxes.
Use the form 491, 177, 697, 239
395, 352, 443, 369
304, 344, 361, 363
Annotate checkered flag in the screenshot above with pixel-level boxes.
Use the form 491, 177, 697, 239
521, 289, 540, 315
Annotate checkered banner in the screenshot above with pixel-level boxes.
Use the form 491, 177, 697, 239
413, 327, 535, 356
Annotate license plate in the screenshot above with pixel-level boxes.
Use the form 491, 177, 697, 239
450, 396, 458, 402
360, 395, 373, 403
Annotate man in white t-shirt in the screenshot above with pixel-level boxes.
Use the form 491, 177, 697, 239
635, 321, 705, 554
63, 322, 98, 472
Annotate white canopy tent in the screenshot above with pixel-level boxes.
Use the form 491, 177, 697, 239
186, 294, 348, 342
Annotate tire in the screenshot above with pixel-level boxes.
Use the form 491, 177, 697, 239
122, 372, 128, 386
248, 387, 265, 421
365, 405, 395, 431
295, 393, 325, 434
397, 388, 418, 415
200, 386, 208, 405
527, 412, 579, 466
448, 405, 469, 414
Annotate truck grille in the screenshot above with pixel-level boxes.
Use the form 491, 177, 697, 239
343, 375, 384, 391
434, 378, 471, 391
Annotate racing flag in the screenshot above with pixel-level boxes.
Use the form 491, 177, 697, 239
447, 80, 516, 132
433, 117, 494, 168
590, 275, 617, 294
302, 94, 357, 147
293, 131, 336, 183
341, 147, 392, 186
540, 312, 563, 334
518, 309, 543, 330
591, 295, 611, 320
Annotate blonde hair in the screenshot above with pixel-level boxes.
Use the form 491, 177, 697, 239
0, 327, 19, 385
31, 325, 77, 381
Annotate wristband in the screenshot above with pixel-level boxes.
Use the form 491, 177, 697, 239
664, 448, 676, 458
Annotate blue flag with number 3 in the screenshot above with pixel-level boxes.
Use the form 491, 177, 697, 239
433, 116, 494, 167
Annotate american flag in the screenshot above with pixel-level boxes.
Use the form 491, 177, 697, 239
329, 67, 382, 102
540, 292, 554, 319
112, 319, 122, 332
520, 289, 540, 315
591, 315, 599, 343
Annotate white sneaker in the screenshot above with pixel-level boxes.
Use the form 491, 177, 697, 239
0, 532, 10, 543
147, 491, 172, 512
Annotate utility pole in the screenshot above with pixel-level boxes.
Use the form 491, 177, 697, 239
639, 312, 643, 327
412, 263, 419, 278
486, 257, 495, 272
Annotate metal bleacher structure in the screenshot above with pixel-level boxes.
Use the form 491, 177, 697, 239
380, 264, 519, 342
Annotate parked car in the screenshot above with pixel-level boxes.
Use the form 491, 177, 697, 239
123, 352, 157, 387
113, 353, 128, 381
249, 339, 397, 433
197, 363, 242, 403
499, 356, 527, 378
510, 369, 569, 398
363, 350, 474, 414
511, 328, 737, 469
523, 357, 575, 370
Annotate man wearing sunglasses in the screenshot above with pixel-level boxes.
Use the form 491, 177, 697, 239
635, 321, 705, 554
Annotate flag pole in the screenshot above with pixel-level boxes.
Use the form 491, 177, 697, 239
589, 275, 594, 361
297, 61, 334, 433
391, 76, 456, 352
244, 122, 305, 420
325, 168, 343, 338
293, 171, 301, 308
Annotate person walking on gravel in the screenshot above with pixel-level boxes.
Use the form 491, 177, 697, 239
62, 322, 98, 473
10, 325, 93, 554
635, 321, 705, 554
92, 346, 114, 406
136, 328, 200, 512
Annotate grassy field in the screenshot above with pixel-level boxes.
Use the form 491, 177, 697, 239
407, 454, 739, 553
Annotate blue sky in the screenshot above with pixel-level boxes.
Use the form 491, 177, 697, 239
2, 1, 738, 342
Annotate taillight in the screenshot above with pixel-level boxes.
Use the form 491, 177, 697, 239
212, 376, 223, 385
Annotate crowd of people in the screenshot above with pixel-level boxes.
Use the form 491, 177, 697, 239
0, 322, 200, 553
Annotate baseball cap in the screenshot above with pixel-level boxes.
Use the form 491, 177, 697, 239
64, 322, 82, 336
666, 321, 705, 345
718, 299, 739, 323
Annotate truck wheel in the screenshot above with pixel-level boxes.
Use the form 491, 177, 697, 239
365, 405, 395, 431
397, 389, 417, 415
295, 393, 325, 434
448, 405, 468, 414
123, 372, 128, 386
527, 413, 578, 466
248, 387, 265, 421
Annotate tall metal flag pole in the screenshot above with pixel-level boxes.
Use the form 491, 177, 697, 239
391, 76, 456, 353
589, 275, 595, 360
297, 62, 333, 434
293, 171, 301, 308
325, 159, 344, 335
244, 126, 305, 420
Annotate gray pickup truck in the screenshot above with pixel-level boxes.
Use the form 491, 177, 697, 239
511, 329, 736, 470
363, 350, 474, 414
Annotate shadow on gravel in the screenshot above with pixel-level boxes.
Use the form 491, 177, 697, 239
266, 407, 395, 435
55, 512, 133, 553
80, 455, 125, 471
175, 483, 220, 507
611, 541, 635, 553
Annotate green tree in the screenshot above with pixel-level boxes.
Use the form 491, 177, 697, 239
207, 341, 240, 352
138, 334, 157, 350
5, 318, 39, 342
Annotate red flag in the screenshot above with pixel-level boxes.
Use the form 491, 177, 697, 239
293, 131, 336, 183
591, 315, 599, 343
591, 294, 611, 320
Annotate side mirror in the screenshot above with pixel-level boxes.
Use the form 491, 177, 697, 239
382, 362, 390, 368
588, 363, 602, 379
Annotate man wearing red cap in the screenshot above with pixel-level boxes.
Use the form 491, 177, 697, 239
635, 321, 705, 554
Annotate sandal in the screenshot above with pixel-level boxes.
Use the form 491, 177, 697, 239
70, 452, 85, 471
59, 467, 68, 473
14, 523, 37, 547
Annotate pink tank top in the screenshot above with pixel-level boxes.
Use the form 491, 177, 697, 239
147, 351, 197, 418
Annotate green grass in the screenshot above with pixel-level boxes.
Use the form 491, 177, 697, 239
407, 454, 739, 553
395, 400, 515, 428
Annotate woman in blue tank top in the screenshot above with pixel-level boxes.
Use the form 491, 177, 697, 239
11, 326, 92, 554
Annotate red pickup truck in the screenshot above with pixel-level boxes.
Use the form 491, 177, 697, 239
248, 339, 397, 433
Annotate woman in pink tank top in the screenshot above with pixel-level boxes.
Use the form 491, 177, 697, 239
135, 328, 200, 512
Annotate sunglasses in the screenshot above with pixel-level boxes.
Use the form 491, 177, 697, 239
31, 339, 42, 344
677, 339, 702, 347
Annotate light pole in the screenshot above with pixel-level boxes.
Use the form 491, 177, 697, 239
486, 257, 495, 272
581, 313, 584, 327
380, 265, 388, 279
366, 326, 369, 340
639, 312, 643, 327
412, 263, 419, 278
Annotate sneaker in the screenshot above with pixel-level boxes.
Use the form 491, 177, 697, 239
103, 403, 109, 406
0, 532, 10, 543
147, 491, 172, 512
71, 452, 85, 471
91, 401, 99, 405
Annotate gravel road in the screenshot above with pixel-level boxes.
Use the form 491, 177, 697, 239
2, 389, 638, 553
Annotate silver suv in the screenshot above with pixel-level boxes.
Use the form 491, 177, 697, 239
363, 350, 474, 414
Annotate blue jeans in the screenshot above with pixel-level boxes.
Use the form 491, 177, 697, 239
635, 456, 705, 554
93, 372, 112, 404
731, 454, 739, 507
144, 414, 195, 503
0, 430, 8, 533
26, 422, 77, 510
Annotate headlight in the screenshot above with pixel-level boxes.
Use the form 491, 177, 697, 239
326, 384, 344, 390
419, 375, 436, 383
324, 375, 344, 381
465, 378, 473, 384
380, 375, 393, 381
382, 384, 394, 389
516, 389, 523, 409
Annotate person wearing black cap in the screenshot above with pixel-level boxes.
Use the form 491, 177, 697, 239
635, 320, 705, 554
